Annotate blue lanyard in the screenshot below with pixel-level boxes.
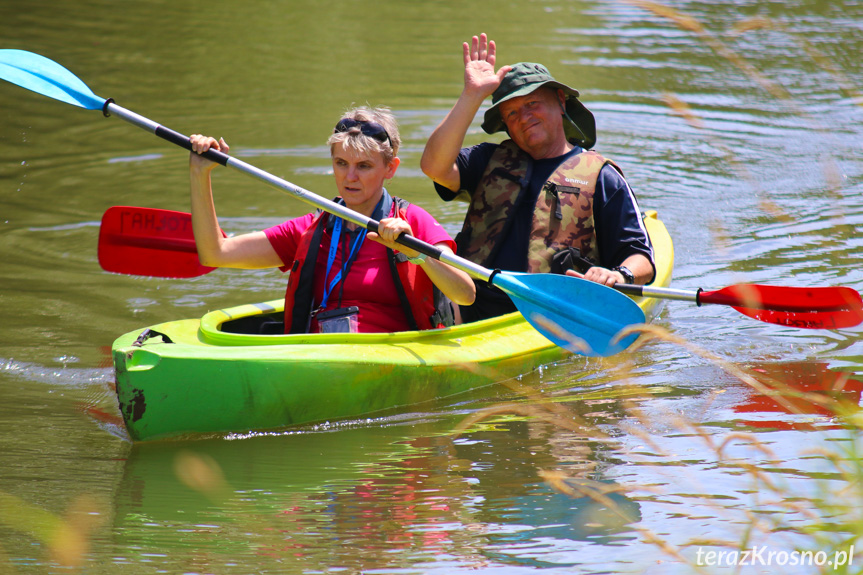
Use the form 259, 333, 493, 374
320, 216, 367, 310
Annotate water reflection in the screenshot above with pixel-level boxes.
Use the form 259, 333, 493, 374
112, 415, 645, 571
734, 361, 863, 431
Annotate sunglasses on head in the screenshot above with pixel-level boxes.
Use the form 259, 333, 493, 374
334, 118, 392, 148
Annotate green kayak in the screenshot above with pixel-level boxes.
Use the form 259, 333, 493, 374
112, 211, 674, 441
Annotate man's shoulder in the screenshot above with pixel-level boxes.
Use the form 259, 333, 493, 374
597, 159, 627, 187
556, 148, 627, 186
463, 141, 504, 164
464, 139, 530, 174
445, 141, 507, 197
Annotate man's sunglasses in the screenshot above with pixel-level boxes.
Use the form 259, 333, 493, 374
334, 118, 393, 148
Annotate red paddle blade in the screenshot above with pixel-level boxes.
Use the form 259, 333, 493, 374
98, 206, 217, 278
731, 306, 863, 330
701, 284, 863, 329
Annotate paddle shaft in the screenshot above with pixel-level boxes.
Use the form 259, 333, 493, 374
614, 283, 699, 303
68, 107, 863, 330
0, 48, 652, 355
108, 101, 862, 324
106, 102, 493, 282
103, 101, 643, 351
5, 50, 861, 338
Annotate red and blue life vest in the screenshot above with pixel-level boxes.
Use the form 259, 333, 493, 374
283, 197, 441, 334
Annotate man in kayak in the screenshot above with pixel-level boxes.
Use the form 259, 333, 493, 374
189, 106, 475, 334
421, 33, 655, 323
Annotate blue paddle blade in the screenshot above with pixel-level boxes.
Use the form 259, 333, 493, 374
492, 272, 646, 357
0, 49, 105, 110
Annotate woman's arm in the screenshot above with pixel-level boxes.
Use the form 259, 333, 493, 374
414, 243, 476, 306
189, 134, 284, 269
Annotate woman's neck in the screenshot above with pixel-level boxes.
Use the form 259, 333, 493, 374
344, 189, 386, 224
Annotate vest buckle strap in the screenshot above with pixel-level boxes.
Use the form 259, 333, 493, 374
544, 182, 564, 220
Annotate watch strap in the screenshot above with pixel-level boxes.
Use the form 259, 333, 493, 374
612, 266, 634, 284
406, 252, 427, 265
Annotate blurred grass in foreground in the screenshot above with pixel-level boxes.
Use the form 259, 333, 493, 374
455, 322, 863, 573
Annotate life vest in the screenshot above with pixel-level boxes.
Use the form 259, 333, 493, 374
282, 197, 442, 334
456, 139, 621, 273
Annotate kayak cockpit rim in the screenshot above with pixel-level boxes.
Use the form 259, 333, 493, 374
197, 300, 531, 347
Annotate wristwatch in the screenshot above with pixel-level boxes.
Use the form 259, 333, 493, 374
612, 266, 634, 284
406, 252, 427, 265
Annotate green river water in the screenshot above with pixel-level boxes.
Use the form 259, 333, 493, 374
1, 0, 862, 573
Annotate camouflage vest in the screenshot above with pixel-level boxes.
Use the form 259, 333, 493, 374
457, 139, 619, 273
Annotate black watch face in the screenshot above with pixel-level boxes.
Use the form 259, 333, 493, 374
617, 267, 633, 283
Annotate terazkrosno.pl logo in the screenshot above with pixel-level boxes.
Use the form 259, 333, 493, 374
695, 546, 854, 570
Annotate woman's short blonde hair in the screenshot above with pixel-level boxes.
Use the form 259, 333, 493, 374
327, 106, 400, 163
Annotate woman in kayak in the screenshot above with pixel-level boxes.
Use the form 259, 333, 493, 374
189, 106, 475, 334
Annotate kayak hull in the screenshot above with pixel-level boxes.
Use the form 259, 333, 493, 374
113, 311, 570, 441
113, 211, 674, 441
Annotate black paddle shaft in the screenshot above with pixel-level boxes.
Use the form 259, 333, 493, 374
155, 125, 229, 166
103, 98, 230, 166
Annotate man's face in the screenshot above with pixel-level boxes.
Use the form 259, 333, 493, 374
498, 87, 569, 160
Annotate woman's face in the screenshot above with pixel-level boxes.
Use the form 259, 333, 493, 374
331, 142, 399, 214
